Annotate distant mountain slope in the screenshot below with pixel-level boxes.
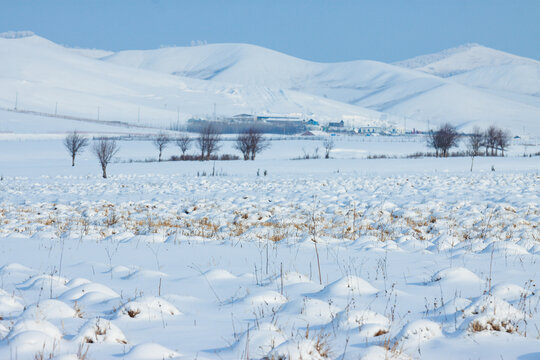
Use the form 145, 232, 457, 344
67, 47, 115, 59
0, 33, 390, 129
104, 43, 540, 133
395, 44, 540, 98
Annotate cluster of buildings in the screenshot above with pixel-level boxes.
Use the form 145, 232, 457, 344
187, 114, 402, 135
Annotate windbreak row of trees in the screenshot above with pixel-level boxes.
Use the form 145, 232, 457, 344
428, 123, 511, 157
152, 125, 270, 161
469, 125, 511, 157
63, 125, 271, 178
65, 123, 514, 178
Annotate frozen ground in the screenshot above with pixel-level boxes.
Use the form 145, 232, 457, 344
0, 135, 539, 360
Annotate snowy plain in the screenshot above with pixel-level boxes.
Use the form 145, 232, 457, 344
0, 128, 539, 360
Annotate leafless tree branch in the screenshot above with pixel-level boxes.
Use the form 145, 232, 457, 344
92, 139, 119, 178
63, 131, 88, 166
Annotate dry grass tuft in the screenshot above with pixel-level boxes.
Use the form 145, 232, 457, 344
468, 318, 518, 333
127, 308, 141, 318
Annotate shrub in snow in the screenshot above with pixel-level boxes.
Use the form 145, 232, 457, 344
461, 295, 525, 334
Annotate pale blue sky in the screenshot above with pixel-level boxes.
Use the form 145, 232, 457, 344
2, 0, 539, 62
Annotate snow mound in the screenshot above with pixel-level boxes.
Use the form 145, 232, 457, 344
6, 330, 60, 355
0, 292, 24, 317
280, 271, 312, 285
267, 337, 331, 360
8, 318, 62, 337
65, 277, 92, 288
227, 323, 287, 359
22, 299, 79, 320
431, 267, 482, 284
104, 265, 131, 275
0, 262, 34, 275
7, 319, 62, 353
463, 295, 523, 318
359, 345, 412, 359
203, 268, 237, 281
398, 319, 442, 343
462, 295, 525, 334
59, 282, 119, 302
116, 296, 181, 320
491, 283, 529, 302
0, 323, 8, 339
75, 318, 127, 344
318, 275, 378, 298
124, 342, 180, 360
281, 297, 339, 326
121, 269, 168, 280
337, 309, 390, 335
243, 290, 287, 306
436, 297, 472, 315
17, 274, 69, 292
481, 242, 529, 255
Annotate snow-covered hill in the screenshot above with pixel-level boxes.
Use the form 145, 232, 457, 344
104, 43, 540, 134
0, 33, 391, 129
395, 43, 540, 98
1, 32, 539, 134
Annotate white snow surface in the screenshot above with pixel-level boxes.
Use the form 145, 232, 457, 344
0, 142, 538, 359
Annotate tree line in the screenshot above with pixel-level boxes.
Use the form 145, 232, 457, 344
64, 122, 513, 178
428, 123, 511, 157
153, 124, 271, 161
63, 124, 272, 178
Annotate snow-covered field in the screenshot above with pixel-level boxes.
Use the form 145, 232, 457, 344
0, 136, 539, 359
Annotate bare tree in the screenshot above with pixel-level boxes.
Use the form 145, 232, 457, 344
235, 132, 251, 160
63, 131, 88, 166
153, 132, 170, 162
197, 124, 221, 160
495, 128, 511, 156
93, 139, 119, 179
427, 131, 440, 157
175, 134, 192, 158
468, 126, 483, 156
467, 126, 483, 171
428, 123, 459, 157
484, 126, 498, 156
323, 138, 335, 159
235, 127, 269, 160
248, 127, 269, 160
